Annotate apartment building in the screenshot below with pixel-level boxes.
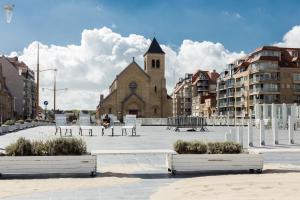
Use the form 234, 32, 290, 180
0, 64, 13, 123
0, 56, 36, 119
173, 70, 219, 117
191, 70, 219, 117
217, 46, 300, 118
173, 73, 193, 116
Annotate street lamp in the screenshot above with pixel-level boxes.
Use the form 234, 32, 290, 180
3, 4, 14, 23
42, 69, 67, 114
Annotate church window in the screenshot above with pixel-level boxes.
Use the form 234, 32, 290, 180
151, 59, 155, 68
109, 107, 112, 113
154, 86, 157, 93
144, 61, 146, 70
154, 108, 157, 114
156, 60, 160, 68
129, 81, 137, 93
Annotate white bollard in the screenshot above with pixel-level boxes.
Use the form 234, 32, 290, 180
259, 119, 264, 146
282, 103, 287, 129
235, 126, 240, 144
240, 126, 244, 147
248, 122, 253, 147
288, 116, 294, 144
272, 118, 278, 145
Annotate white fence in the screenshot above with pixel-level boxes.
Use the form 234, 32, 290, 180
140, 118, 168, 126
224, 117, 300, 149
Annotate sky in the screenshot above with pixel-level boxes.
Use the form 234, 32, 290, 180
1, 0, 300, 110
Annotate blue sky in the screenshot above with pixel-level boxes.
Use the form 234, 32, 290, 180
1, 0, 300, 54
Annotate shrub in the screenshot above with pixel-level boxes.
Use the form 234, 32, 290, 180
187, 141, 207, 154
174, 140, 242, 154
5, 138, 87, 156
31, 141, 47, 156
16, 120, 24, 124
208, 142, 242, 154
45, 138, 87, 156
25, 119, 32, 123
174, 140, 189, 154
5, 137, 32, 156
4, 120, 15, 126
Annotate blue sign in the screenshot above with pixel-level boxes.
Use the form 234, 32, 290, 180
44, 101, 48, 106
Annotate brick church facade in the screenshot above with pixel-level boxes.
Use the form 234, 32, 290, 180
96, 38, 172, 120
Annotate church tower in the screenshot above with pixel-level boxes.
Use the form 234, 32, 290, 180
144, 37, 167, 117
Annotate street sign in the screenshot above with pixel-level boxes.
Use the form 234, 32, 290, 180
44, 101, 48, 106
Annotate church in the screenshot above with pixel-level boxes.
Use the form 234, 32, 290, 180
96, 38, 172, 120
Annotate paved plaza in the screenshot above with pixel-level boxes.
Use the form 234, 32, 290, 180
1, 125, 300, 200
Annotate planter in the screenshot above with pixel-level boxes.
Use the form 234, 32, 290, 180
24, 122, 30, 128
1, 125, 9, 133
19, 124, 26, 129
15, 123, 21, 130
167, 153, 263, 175
0, 155, 97, 176
8, 125, 17, 132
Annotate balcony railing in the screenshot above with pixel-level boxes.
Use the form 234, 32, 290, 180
235, 101, 242, 106
235, 82, 243, 87
228, 101, 234, 106
219, 93, 226, 98
218, 85, 226, 90
250, 88, 279, 93
227, 92, 234, 97
250, 77, 280, 84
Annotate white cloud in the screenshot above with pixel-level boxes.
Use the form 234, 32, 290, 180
12, 27, 245, 110
222, 11, 243, 20
275, 25, 300, 47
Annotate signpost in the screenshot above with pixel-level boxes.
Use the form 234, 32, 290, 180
44, 101, 48, 120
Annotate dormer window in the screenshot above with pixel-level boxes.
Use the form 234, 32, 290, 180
151, 60, 155, 68
156, 60, 160, 68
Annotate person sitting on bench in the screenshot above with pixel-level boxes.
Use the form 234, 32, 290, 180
102, 114, 111, 128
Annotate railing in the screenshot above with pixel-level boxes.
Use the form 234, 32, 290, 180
228, 101, 235, 106
235, 101, 242, 106
218, 85, 226, 90
227, 92, 235, 97
250, 88, 279, 93
250, 77, 280, 84
219, 93, 226, 98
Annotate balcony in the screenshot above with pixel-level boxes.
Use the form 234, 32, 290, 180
218, 85, 226, 90
227, 91, 234, 97
250, 65, 279, 73
235, 91, 243, 97
227, 83, 234, 88
235, 82, 243, 88
250, 87, 279, 94
235, 101, 242, 107
218, 93, 226, 99
197, 87, 208, 91
250, 77, 280, 84
228, 101, 234, 106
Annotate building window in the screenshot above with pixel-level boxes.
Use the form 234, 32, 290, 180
293, 73, 300, 81
154, 86, 157, 93
144, 61, 147, 70
151, 60, 155, 68
109, 108, 112, 113
156, 60, 160, 68
154, 108, 157, 114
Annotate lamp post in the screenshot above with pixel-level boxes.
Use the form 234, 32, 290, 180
42, 69, 67, 114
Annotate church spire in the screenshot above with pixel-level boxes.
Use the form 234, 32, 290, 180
144, 37, 165, 56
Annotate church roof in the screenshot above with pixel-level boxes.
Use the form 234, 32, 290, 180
144, 37, 165, 56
